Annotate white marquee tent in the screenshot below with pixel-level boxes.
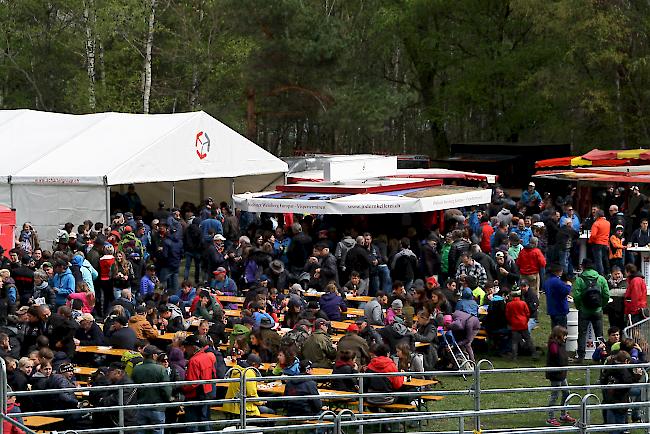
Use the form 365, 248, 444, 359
0, 109, 287, 241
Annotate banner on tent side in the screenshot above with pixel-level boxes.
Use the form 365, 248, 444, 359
233, 187, 492, 215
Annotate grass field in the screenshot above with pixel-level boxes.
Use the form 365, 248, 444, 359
410, 294, 645, 433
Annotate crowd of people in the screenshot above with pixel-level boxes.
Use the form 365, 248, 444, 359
0, 183, 648, 433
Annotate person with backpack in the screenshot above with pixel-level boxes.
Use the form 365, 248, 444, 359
572, 258, 609, 363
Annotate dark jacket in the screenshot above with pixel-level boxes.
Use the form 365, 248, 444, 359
421, 243, 441, 277
302, 330, 336, 368
319, 292, 347, 321
318, 253, 339, 288
413, 321, 438, 370
160, 236, 183, 269
45, 374, 78, 410
284, 376, 322, 416
345, 245, 372, 279
287, 232, 313, 270
132, 359, 172, 404
522, 289, 539, 320
448, 239, 470, 277
600, 363, 642, 411
378, 323, 415, 355
330, 361, 358, 392
337, 333, 371, 365
545, 340, 569, 381
107, 326, 137, 350
91, 375, 139, 427
75, 323, 105, 346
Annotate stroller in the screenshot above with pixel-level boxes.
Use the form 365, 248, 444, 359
438, 330, 475, 377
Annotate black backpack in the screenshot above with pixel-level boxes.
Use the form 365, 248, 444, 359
581, 275, 602, 310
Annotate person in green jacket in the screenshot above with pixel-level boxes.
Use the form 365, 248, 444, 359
440, 233, 453, 282
301, 318, 337, 368
572, 258, 610, 363
131, 345, 172, 433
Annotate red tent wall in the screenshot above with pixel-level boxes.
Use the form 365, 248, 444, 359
0, 206, 16, 256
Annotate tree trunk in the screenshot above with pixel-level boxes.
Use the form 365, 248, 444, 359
83, 0, 96, 111
246, 87, 257, 139
143, 0, 157, 114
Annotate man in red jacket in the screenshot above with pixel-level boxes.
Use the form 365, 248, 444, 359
505, 289, 534, 361
516, 237, 546, 297
181, 334, 217, 431
479, 215, 494, 254
624, 263, 648, 323
588, 209, 611, 276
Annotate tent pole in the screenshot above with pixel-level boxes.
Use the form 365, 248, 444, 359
104, 176, 110, 225
172, 182, 176, 208
230, 178, 235, 211
199, 178, 205, 203
8, 176, 13, 209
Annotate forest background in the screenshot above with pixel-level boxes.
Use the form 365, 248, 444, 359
2, 0, 649, 157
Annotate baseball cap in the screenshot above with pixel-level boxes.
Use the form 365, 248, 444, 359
314, 318, 330, 328
355, 316, 368, 325
142, 345, 163, 357
347, 324, 360, 333
519, 279, 530, 287
123, 225, 133, 233
114, 316, 128, 326
213, 267, 227, 275
425, 276, 438, 287
107, 361, 126, 372
213, 234, 226, 241
528, 182, 535, 187
616, 224, 624, 230
495, 251, 505, 258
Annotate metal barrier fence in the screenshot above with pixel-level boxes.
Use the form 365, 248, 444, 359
624, 316, 650, 351
1, 358, 650, 434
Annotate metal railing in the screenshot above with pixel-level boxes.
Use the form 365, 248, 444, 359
1, 358, 649, 434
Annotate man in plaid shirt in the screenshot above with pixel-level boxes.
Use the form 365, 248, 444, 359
455, 252, 487, 288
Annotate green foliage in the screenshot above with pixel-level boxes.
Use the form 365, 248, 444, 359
2, 0, 650, 154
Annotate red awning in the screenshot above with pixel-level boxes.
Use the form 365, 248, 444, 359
535, 157, 574, 168
582, 149, 620, 161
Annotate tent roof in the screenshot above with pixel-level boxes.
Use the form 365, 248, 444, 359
287, 168, 496, 184
233, 184, 492, 215
0, 109, 287, 185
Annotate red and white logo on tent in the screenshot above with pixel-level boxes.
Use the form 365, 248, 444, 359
195, 131, 210, 160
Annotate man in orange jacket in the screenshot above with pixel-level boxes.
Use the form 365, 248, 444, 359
588, 210, 611, 276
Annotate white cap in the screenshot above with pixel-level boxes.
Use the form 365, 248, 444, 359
213, 234, 226, 241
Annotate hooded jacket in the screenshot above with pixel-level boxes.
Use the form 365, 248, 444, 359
366, 356, 404, 390
624, 273, 648, 316
516, 246, 546, 275
505, 297, 530, 331
128, 314, 158, 340
455, 288, 478, 317
319, 291, 347, 321
51, 268, 75, 307
302, 329, 336, 368
572, 269, 609, 314
223, 363, 262, 416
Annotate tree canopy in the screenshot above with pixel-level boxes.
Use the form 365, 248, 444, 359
2, 0, 650, 155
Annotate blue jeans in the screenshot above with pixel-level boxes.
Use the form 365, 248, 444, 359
528, 318, 538, 333
183, 252, 201, 283
184, 403, 210, 432
605, 409, 626, 434
558, 249, 570, 275
370, 265, 392, 296
137, 409, 165, 434
159, 267, 179, 292
591, 244, 609, 276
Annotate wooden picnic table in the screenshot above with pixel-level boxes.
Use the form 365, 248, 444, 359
345, 295, 373, 303
22, 415, 64, 428
76, 345, 127, 357
217, 295, 245, 304
74, 366, 98, 376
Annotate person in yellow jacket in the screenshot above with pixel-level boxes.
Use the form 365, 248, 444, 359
223, 353, 274, 416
